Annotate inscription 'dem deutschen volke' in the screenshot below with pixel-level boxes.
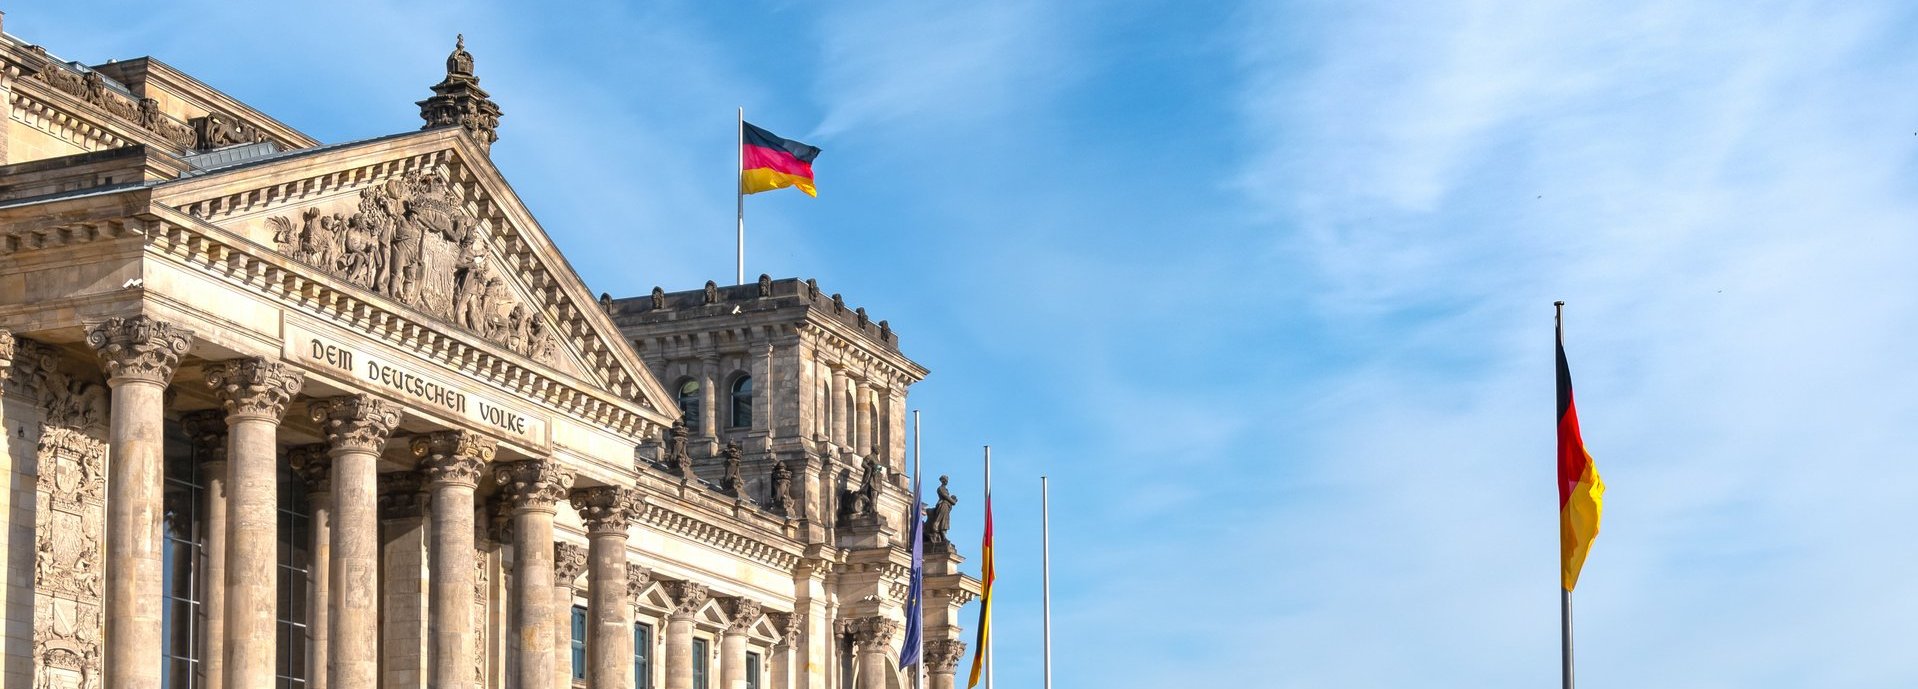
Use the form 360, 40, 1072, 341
286, 324, 548, 445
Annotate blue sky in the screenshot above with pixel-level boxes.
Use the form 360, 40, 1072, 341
21, 0, 1918, 685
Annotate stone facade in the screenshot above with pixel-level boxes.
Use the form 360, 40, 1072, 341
0, 17, 976, 689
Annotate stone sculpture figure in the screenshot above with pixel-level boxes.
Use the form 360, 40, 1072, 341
720, 443, 747, 498
845, 456, 884, 519
925, 475, 957, 545
663, 420, 696, 480
769, 460, 795, 516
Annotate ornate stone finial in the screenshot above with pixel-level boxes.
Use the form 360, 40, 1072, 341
494, 460, 574, 513
661, 420, 696, 480
288, 444, 333, 494
419, 34, 502, 152
448, 34, 474, 77
768, 459, 797, 516
626, 565, 653, 610
554, 542, 589, 586
203, 358, 304, 421
378, 472, 429, 520
570, 486, 638, 535
720, 443, 747, 498
757, 274, 774, 297
411, 430, 495, 488
182, 409, 230, 466
85, 316, 193, 385
703, 281, 720, 304
721, 597, 763, 633
665, 581, 710, 618
925, 639, 968, 674
309, 395, 403, 454
650, 286, 667, 309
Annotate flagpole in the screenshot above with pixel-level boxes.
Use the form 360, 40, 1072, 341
983, 445, 994, 689
736, 106, 745, 286
1555, 299, 1574, 689
1041, 475, 1051, 689
913, 410, 925, 689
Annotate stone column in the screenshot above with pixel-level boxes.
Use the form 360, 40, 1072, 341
923, 640, 966, 689
766, 612, 801, 689
205, 357, 305, 689
85, 316, 191, 689
719, 598, 762, 689
849, 617, 900, 689
380, 474, 430, 689
308, 394, 402, 689
828, 366, 850, 450
414, 431, 496, 689
288, 445, 334, 689
664, 582, 710, 689
699, 354, 720, 438
852, 378, 872, 457
182, 410, 231, 689
495, 460, 575, 689
884, 387, 907, 467
555, 542, 588, 689
573, 486, 639, 689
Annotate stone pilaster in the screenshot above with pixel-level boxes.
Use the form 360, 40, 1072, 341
380, 473, 430, 689
288, 444, 334, 689
183, 409, 230, 689
573, 486, 639, 689
923, 639, 967, 689
85, 316, 191, 689
204, 357, 304, 689
496, 459, 574, 689
848, 617, 901, 689
828, 365, 849, 452
699, 353, 720, 440
720, 597, 763, 689
664, 581, 710, 689
554, 542, 589, 689
767, 612, 803, 689
414, 431, 495, 689
308, 394, 401, 689
852, 378, 872, 458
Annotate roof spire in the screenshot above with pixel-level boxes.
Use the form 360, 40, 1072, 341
418, 33, 502, 153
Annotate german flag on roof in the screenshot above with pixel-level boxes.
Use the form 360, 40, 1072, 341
742, 122, 820, 197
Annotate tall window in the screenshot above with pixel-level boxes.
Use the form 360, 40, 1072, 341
678, 380, 702, 430
634, 622, 654, 689
692, 638, 710, 689
162, 429, 203, 689
572, 605, 589, 681
729, 376, 753, 429
276, 477, 313, 689
746, 651, 761, 689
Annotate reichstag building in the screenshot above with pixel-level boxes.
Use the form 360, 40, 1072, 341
0, 15, 978, 689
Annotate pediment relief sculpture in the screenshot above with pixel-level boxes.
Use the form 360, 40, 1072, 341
264, 165, 559, 364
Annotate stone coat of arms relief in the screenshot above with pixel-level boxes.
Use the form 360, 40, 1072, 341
264, 165, 559, 364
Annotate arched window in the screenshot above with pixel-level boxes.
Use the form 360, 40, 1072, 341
677, 379, 702, 429
730, 375, 753, 429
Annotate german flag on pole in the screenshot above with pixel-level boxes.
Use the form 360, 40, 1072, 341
742, 121, 820, 197
967, 472, 994, 688
1557, 306, 1605, 592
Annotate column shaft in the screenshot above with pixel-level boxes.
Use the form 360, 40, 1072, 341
416, 431, 493, 689
699, 356, 720, 438
665, 617, 694, 689
589, 533, 634, 689
516, 515, 557, 689
206, 358, 304, 689
103, 379, 167, 689
308, 492, 332, 689
721, 632, 748, 689
829, 368, 849, 449
310, 394, 401, 689
853, 379, 872, 457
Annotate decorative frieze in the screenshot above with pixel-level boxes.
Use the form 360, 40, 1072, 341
27, 58, 196, 149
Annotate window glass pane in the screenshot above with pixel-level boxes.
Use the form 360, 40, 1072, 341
572, 606, 588, 680
693, 638, 709, 689
746, 652, 761, 689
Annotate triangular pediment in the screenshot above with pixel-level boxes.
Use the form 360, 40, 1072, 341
151, 128, 675, 429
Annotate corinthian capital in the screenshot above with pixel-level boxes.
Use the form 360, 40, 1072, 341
309, 394, 403, 453
288, 444, 332, 494
569, 485, 638, 535
554, 542, 588, 585
767, 611, 804, 648
721, 597, 763, 634
493, 459, 573, 514
850, 616, 901, 650
627, 565, 653, 610
181, 409, 229, 466
925, 639, 968, 674
203, 357, 304, 420
85, 316, 193, 385
412, 430, 495, 488
666, 581, 709, 618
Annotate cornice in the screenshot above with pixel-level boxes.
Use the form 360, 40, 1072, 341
634, 495, 801, 571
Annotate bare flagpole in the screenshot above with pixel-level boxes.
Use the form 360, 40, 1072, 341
736, 106, 745, 285
1041, 475, 1051, 689
914, 410, 925, 689
1556, 300, 1575, 689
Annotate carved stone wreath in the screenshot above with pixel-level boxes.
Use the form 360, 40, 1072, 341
264, 165, 558, 364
